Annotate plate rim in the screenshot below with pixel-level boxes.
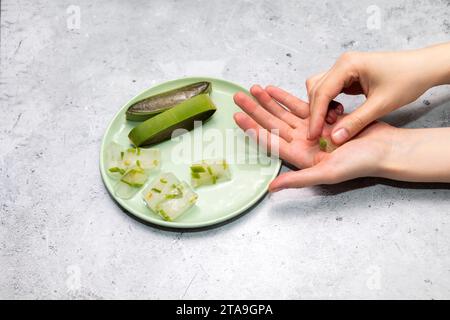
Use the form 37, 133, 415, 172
99, 76, 282, 229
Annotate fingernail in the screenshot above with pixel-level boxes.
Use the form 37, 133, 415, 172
332, 128, 349, 144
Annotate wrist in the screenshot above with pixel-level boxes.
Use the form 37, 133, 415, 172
354, 124, 418, 181
377, 127, 450, 183
375, 127, 408, 180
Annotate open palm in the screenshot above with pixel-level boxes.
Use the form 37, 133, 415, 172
233, 85, 396, 191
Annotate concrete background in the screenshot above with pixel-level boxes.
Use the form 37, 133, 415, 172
1, 0, 450, 299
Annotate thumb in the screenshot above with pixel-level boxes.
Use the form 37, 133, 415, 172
269, 166, 330, 192
331, 99, 381, 145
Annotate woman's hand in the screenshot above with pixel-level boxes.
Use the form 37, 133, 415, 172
307, 42, 450, 145
233, 85, 397, 191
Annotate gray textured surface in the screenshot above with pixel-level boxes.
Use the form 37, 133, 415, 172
1, 0, 450, 299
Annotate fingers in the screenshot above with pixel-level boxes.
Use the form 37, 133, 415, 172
307, 53, 361, 140
269, 165, 335, 192
325, 101, 344, 124
265, 85, 310, 118
307, 69, 346, 139
305, 72, 328, 117
309, 92, 334, 138
233, 92, 293, 141
306, 75, 344, 125
305, 72, 327, 97
249, 85, 300, 128
233, 112, 294, 163
330, 98, 381, 145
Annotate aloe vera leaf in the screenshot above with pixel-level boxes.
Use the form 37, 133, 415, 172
126, 81, 212, 121
128, 94, 217, 147
190, 164, 206, 173
165, 184, 183, 199
109, 167, 126, 175
157, 209, 172, 221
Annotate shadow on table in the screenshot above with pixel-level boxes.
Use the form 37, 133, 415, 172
316, 177, 450, 195
268, 176, 450, 220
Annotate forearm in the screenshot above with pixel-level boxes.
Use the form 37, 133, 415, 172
380, 127, 450, 183
416, 42, 450, 87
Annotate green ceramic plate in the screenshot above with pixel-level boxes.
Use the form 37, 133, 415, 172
100, 77, 281, 229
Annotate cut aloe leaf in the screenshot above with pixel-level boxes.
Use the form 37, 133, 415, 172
190, 159, 231, 188
128, 94, 217, 147
109, 167, 126, 175
319, 137, 337, 153
106, 142, 160, 179
126, 81, 212, 121
143, 172, 198, 221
